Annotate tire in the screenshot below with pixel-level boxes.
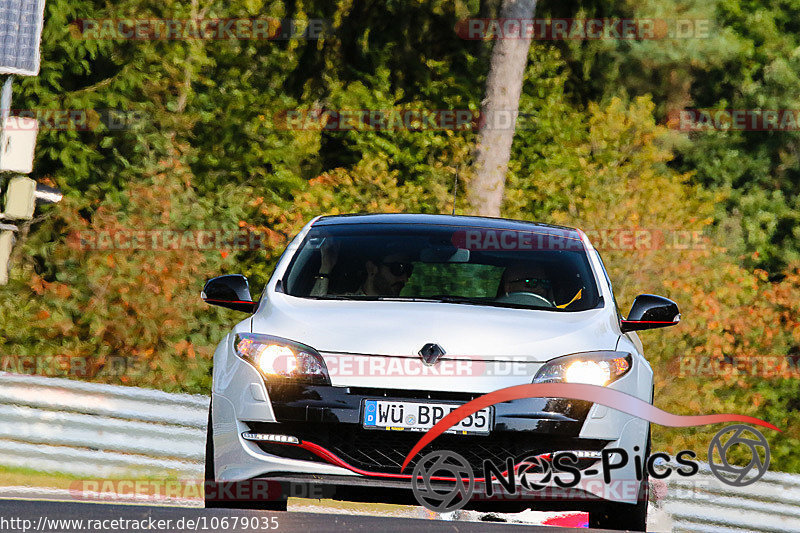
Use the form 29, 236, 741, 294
588, 428, 650, 531
588, 499, 647, 531
204, 401, 287, 511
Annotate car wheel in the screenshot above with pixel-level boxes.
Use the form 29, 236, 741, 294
588, 428, 650, 531
204, 401, 288, 511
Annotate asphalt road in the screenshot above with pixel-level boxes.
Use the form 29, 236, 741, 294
0, 499, 601, 533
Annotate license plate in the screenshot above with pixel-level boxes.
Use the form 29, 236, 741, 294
362, 399, 492, 435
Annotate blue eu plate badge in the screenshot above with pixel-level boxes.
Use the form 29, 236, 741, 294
363, 400, 377, 426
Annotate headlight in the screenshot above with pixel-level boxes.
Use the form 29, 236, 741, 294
234, 333, 330, 385
532, 351, 632, 386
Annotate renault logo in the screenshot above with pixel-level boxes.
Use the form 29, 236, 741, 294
419, 343, 445, 365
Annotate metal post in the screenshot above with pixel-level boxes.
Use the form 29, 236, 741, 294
1, 75, 13, 126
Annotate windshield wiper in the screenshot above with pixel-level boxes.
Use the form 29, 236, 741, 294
374, 297, 442, 302
434, 295, 560, 311
306, 295, 379, 300
304, 295, 439, 302
305, 294, 561, 311
308, 295, 447, 303
433, 295, 491, 305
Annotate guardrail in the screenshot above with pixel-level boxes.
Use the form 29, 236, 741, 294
0, 373, 207, 478
0, 373, 798, 531
663, 464, 800, 532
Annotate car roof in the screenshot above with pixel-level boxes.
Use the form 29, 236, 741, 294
313, 213, 581, 236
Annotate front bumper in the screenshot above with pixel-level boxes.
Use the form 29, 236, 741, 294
212, 382, 649, 509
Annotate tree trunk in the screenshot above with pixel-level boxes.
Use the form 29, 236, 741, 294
467, 0, 537, 216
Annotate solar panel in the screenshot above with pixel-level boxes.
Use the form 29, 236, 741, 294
0, 0, 46, 76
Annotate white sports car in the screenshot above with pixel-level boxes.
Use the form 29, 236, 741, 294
202, 214, 679, 531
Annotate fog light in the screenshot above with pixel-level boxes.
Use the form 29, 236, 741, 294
537, 450, 602, 461
559, 450, 602, 460
241, 433, 300, 444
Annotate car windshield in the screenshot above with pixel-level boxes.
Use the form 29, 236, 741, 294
283, 223, 601, 312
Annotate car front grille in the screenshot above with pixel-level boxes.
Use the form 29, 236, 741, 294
346, 387, 482, 402
246, 421, 608, 475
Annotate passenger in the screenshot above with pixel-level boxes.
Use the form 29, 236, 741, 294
498, 263, 555, 303
498, 263, 584, 308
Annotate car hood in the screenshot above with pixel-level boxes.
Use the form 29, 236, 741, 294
252, 294, 620, 362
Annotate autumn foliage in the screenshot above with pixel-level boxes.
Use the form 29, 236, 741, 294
0, 2, 798, 471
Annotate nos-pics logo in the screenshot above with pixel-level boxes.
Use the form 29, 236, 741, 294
411, 424, 771, 513
401, 383, 779, 513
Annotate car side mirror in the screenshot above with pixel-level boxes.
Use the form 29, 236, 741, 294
201, 274, 258, 313
621, 294, 680, 333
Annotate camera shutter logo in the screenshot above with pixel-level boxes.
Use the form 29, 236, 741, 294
411, 450, 474, 512
708, 424, 770, 487
517, 455, 552, 492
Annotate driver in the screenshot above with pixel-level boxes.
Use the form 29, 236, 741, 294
498, 263, 555, 303
362, 249, 414, 297
311, 240, 414, 297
